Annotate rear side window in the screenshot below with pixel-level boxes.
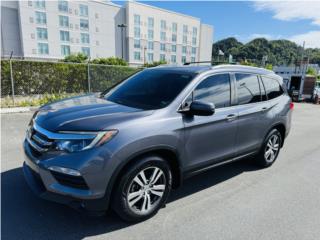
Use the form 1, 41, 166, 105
193, 74, 231, 108
235, 73, 261, 105
261, 76, 284, 100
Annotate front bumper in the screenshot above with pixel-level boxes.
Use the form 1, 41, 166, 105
23, 140, 112, 213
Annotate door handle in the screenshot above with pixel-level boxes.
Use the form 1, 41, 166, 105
261, 107, 269, 111
226, 114, 237, 121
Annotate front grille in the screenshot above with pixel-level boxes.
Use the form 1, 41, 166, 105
27, 124, 54, 155
50, 171, 89, 190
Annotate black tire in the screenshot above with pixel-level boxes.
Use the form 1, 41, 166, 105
111, 155, 172, 222
256, 129, 282, 168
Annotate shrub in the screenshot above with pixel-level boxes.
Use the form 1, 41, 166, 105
143, 60, 167, 68
92, 57, 128, 66
62, 53, 88, 63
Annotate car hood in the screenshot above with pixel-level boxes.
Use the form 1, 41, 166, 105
34, 94, 153, 132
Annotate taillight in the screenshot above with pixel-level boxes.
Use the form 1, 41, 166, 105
290, 102, 294, 110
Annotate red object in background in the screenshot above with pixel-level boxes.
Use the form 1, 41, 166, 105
290, 102, 294, 110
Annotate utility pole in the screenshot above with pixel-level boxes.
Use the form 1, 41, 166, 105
143, 47, 147, 64
87, 57, 91, 93
9, 51, 15, 106
117, 24, 127, 60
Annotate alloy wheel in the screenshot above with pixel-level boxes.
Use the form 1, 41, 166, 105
126, 167, 166, 215
264, 134, 280, 163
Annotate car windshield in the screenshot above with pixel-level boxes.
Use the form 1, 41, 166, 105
104, 69, 196, 110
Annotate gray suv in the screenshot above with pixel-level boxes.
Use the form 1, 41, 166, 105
23, 65, 293, 222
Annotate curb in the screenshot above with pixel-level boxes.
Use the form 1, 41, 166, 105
0, 106, 39, 114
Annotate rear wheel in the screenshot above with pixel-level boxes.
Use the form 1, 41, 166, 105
112, 155, 172, 222
256, 129, 282, 167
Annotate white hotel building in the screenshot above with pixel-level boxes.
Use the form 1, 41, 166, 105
1, 0, 213, 66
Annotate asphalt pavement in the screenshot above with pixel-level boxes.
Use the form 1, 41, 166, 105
1, 103, 320, 240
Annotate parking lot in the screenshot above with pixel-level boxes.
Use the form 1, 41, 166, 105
1, 103, 320, 240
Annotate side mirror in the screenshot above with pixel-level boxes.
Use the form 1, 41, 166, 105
187, 101, 215, 116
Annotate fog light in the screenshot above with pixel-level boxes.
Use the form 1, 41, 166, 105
48, 166, 81, 176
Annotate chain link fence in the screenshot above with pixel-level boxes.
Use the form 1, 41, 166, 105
1, 59, 139, 107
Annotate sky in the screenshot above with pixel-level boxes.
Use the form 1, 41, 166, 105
113, 1, 320, 48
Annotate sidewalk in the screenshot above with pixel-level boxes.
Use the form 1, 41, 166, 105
0, 106, 38, 114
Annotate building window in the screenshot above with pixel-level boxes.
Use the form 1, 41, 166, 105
183, 25, 188, 34
134, 27, 140, 38
134, 39, 140, 49
148, 30, 153, 40
172, 34, 177, 42
34, 0, 45, 9
160, 43, 166, 51
148, 41, 154, 50
182, 46, 187, 54
61, 45, 70, 56
134, 51, 141, 60
60, 30, 69, 42
181, 56, 186, 64
160, 54, 166, 61
36, 27, 48, 40
191, 57, 196, 62
79, 4, 88, 17
183, 35, 187, 44
59, 15, 69, 27
171, 55, 176, 63
161, 20, 166, 30
192, 37, 197, 45
58, 0, 68, 12
82, 47, 90, 57
147, 53, 153, 62
192, 47, 196, 55
172, 45, 176, 52
160, 32, 166, 41
35, 11, 47, 24
134, 14, 140, 25
148, 17, 154, 28
193, 27, 197, 36
80, 19, 89, 31
172, 22, 177, 33
81, 33, 90, 44
38, 42, 49, 54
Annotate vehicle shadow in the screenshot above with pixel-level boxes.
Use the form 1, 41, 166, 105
1, 160, 259, 240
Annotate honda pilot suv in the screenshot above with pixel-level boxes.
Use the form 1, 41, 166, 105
23, 65, 293, 222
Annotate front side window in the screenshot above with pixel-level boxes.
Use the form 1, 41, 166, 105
236, 73, 261, 105
37, 27, 47, 40
81, 33, 90, 44
261, 76, 284, 100
59, 15, 69, 27
35, 11, 47, 24
79, 4, 88, 17
80, 19, 89, 31
193, 74, 231, 108
38, 42, 49, 54
105, 70, 196, 110
58, 0, 68, 12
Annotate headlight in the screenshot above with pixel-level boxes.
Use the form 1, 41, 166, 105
55, 130, 117, 153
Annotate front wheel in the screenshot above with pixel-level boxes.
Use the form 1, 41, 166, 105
112, 155, 172, 222
256, 129, 282, 167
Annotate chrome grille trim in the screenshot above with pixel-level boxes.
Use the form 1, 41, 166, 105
32, 134, 53, 146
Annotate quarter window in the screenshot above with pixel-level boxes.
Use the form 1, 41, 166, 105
261, 76, 284, 100
193, 74, 231, 108
236, 73, 261, 105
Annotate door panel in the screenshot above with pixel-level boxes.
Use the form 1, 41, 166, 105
183, 107, 238, 169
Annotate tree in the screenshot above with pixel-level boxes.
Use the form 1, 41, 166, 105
62, 53, 88, 63
143, 60, 167, 68
91, 57, 128, 66
306, 67, 317, 76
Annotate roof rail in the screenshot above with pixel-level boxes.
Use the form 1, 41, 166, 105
184, 61, 212, 66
